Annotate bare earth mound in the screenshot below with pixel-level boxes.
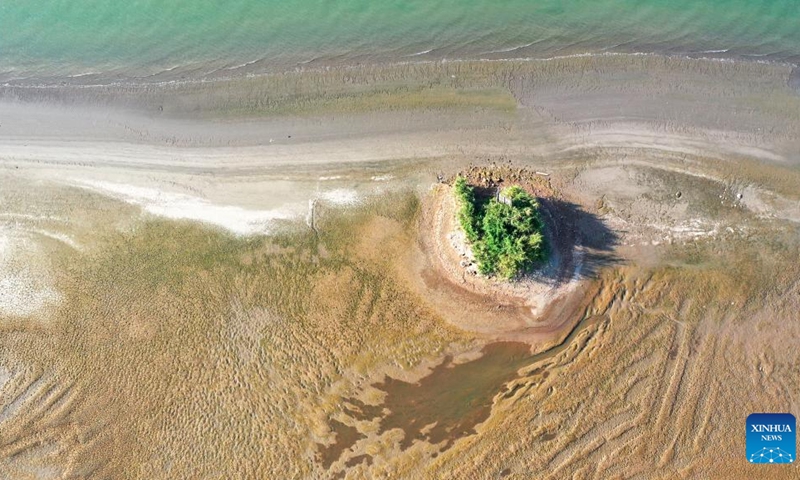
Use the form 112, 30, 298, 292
413, 165, 610, 345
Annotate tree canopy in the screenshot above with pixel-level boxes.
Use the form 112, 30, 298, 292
453, 177, 546, 279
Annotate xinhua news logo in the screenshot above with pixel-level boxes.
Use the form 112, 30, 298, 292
747, 413, 795, 464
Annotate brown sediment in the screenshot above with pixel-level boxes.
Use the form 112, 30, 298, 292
317, 419, 363, 469
344, 454, 372, 468
327, 309, 606, 457
313, 219, 608, 470
343, 398, 383, 419
351, 342, 534, 450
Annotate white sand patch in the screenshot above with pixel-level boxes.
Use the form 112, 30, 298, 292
0, 273, 61, 317
739, 185, 800, 223
318, 176, 342, 181
0, 367, 10, 391
643, 218, 721, 242
317, 188, 360, 206
75, 180, 295, 235
667, 219, 719, 238
0, 229, 61, 317
30, 229, 81, 250
371, 174, 394, 182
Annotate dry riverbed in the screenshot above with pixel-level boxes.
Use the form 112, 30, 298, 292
1, 55, 799, 479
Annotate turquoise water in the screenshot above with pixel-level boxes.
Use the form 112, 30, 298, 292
1, 0, 798, 82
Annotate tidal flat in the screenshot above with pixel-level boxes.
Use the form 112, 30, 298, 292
1, 55, 799, 478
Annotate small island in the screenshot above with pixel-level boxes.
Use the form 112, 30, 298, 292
453, 176, 547, 279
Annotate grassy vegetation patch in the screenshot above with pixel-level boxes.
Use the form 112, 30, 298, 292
454, 176, 547, 279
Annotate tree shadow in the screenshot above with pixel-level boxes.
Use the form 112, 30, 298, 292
533, 197, 621, 283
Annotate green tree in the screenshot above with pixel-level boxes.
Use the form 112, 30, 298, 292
453, 176, 480, 242
452, 181, 547, 279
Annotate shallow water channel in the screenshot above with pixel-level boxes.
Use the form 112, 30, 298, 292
318, 313, 602, 468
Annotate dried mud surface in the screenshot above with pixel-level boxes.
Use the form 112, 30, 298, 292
1, 56, 800, 479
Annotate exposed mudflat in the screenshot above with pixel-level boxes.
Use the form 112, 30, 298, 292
1, 56, 799, 479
